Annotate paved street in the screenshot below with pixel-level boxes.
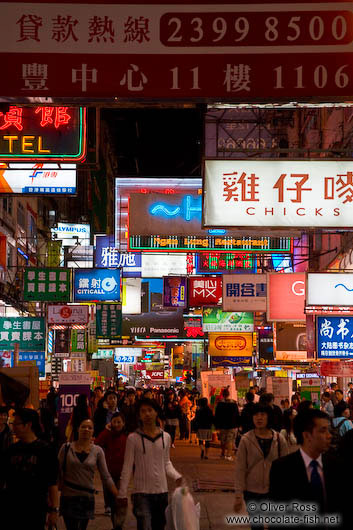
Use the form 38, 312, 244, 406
57, 440, 242, 530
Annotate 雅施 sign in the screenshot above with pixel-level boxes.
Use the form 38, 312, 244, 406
204, 160, 353, 228
0, 106, 86, 161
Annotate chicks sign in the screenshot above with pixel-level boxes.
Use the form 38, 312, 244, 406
0, 106, 86, 161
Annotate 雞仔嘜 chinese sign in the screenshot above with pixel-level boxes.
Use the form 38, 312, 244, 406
204, 160, 353, 228
23, 268, 71, 302
0, 106, 86, 161
318, 316, 353, 359
0, 317, 45, 351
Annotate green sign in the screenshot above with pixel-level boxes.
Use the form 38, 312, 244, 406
92, 349, 114, 360
96, 303, 122, 339
202, 308, 254, 332
88, 321, 97, 355
0, 317, 45, 351
71, 329, 87, 355
23, 267, 70, 301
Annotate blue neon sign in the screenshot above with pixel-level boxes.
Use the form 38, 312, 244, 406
74, 269, 121, 302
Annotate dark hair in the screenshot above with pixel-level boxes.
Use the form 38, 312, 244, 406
282, 407, 295, 435
334, 401, 349, 418
245, 391, 254, 402
323, 391, 331, 399
94, 386, 103, 392
291, 395, 300, 403
293, 409, 329, 445
127, 389, 136, 396
251, 403, 274, 429
15, 408, 42, 437
335, 389, 344, 396
104, 390, 118, 400
330, 382, 337, 389
198, 397, 208, 408
111, 411, 125, 422
297, 401, 313, 415
259, 393, 274, 406
0, 406, 8, 415
136, 398, 160, 416
223, 389, 230, 398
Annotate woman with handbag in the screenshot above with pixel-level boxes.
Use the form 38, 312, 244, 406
233, 404, 288, 530
58, 418, 119, 530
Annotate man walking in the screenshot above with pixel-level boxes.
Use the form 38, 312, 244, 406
118, 398, 183, 529
215, 388, 239, 460
1, 408, 59, 530
120, 389, 139, 433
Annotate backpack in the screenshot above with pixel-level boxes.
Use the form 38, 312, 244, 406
329, 418, 346, 453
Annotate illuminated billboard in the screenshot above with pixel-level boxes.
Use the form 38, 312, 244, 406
0, 106, 86, 161
0, 163, 76, 194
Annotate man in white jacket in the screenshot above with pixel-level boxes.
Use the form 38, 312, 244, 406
118, 398, 183, 530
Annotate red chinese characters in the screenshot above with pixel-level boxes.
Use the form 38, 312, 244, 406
223, 171, 259, 202
35, 107, 71, 128
189, 277, 222, 306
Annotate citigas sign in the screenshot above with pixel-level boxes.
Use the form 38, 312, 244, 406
267, 273, 306, 322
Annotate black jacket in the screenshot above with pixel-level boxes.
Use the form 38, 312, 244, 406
240, 402, 257, 433
194, 407, 214, 430
269, 449, 346, 528
215, 400, 239, 429
271, 404, 283, 432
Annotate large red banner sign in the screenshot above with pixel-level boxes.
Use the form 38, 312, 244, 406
189, 276, 222, 306
1, 2, 352, 99
267, 272, 305, 322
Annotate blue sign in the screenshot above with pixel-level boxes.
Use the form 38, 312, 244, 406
18, 351, 45, 377
317, 316, 353, 359
74, 269, 120, 302
95, 235, 141, 277
114, 355, 135, 364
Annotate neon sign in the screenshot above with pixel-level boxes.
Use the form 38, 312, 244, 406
150, 195, 202, 221
197, 252, 256, 274
0, 106, 86, 161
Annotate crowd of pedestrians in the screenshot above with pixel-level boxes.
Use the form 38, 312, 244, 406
0, 381, 352, 529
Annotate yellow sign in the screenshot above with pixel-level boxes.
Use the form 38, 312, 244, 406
276, 351, 307, 361
209, 332, 253, 356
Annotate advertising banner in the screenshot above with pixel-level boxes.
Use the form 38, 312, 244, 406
48, 304, 89, 325
0, 163, 76, 194
95, 235, 141, 276
3, 3, 353, 101
209, 332, 253, 367
0, 317, 45, 351
18, 351, 45, 377
73, 269, 121, 302
23, 267, 70, 302
122, 278, 184, 337
320, 360, 353, 377
122, 278, 141, 314
267, 273, 305, 322
308, 273, 353, 306
275, 322, 307, 361
70, 329, 87, 356
258, 328, 274, 364
0, 106, 86, 161
47, 240, 62, 267
58, 374, 91, 439
54, 328, 70, 357
96, 303, 122, 339
92, 349, 114, 360
114, 354, 136, 364
223, 273, 267, 311
183, 317, 205, 339
202, 308, 254, 332
267, 377, 292, 407
51, 223, 90, 247
189, 276, 222, 306
204, 160, 353, 228
0, 350, 12, 367
142, 253, 188, 277
163, 276, 187, 308
317, 316, 353, 359
129, 192, 292, 252
196, 252, 256, 274
146, 370, 165, 380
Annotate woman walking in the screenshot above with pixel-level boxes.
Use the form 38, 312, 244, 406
280, 407, 299, 453
163, 391, 180, 448
194, 398, 214, 460
65, 394, 91, 442
58, 418, 119, 530
233, 404, 288, 530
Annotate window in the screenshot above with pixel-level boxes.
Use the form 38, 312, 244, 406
3, 197, 13, 216
17, 203, 25, 229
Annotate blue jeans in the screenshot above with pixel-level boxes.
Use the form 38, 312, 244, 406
132, 492, 168, 530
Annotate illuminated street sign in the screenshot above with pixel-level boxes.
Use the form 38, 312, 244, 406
0, 106, 86, 161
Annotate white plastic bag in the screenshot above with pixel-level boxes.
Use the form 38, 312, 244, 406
165, 486, 200, 530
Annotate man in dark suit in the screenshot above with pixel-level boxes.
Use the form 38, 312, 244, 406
269, 409, 345, 528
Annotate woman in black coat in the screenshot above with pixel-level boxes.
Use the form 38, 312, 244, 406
194, 398, 214, 459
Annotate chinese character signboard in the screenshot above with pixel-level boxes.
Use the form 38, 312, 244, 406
0, 163, 77, 195
114, 354, 136, 364
189, 276, 222, 307
196, 252, 256, 274
223, 274, 267, 311
96, 303, 122, 339
0, 106, 86, 161
73, 269, 120, 302
48, 304, 89, 325
320, 360, 353, 377
18, 351, 45, 377
24, 267, 70, 301
208, 332, 253, 367
204, 160, 353, 228
163, 277, 187, 308
318, 316, 353, 359
129, 192, 292, 252
267, 273, 305, 322
95, 235, 141, 276
2, 3, 353, 100
202, 308, 254, 332
0, 317, 45, 350
258, 328, 274, 364
183, 317, 205, 339
71, 329, 87, 356
307, 273, 353, 306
